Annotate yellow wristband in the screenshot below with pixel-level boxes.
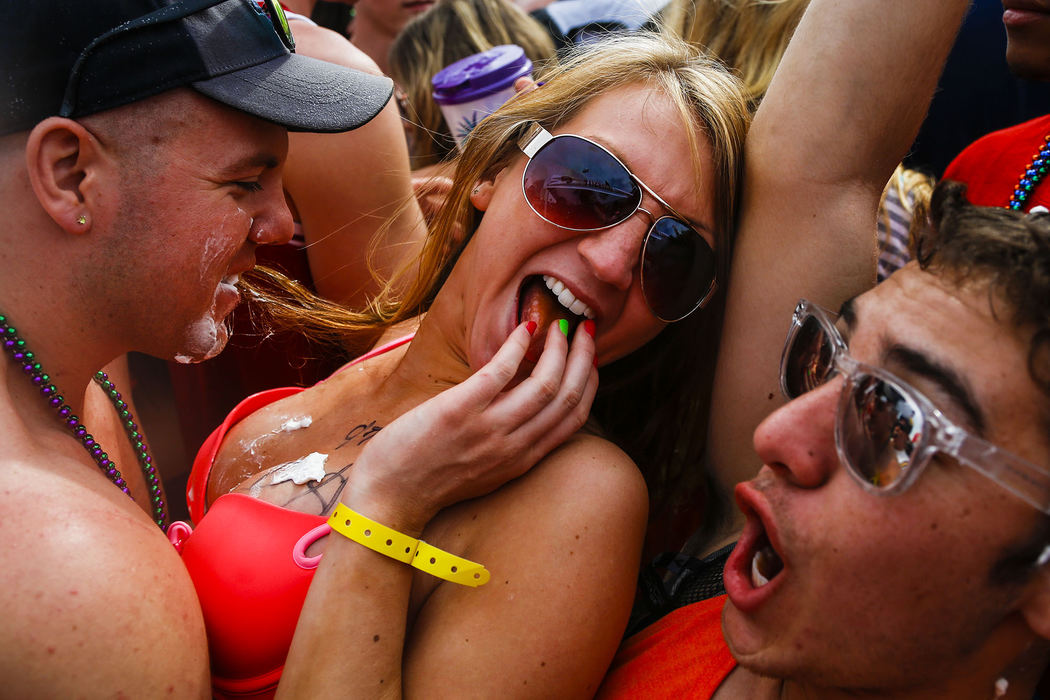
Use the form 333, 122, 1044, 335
326, 503, 490, 587
414, 540, 491, 587
327, 503, 418, 564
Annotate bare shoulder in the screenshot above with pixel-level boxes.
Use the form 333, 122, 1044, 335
527, 431, 648, 512
0, 461, 209, 697
289, 18, 382, 74
407, 434, 648, 696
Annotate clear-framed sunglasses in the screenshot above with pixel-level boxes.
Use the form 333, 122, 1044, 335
780, 299, 1050, 513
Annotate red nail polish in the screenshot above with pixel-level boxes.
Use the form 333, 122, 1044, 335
583, 320, 596, 338
525, 320, 537, 335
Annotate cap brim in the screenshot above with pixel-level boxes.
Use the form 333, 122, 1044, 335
192, 53, 393, 133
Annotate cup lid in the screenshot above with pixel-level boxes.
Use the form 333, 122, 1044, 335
432, 44, 532, 105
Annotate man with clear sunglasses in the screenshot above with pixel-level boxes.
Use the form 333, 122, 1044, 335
599, 181, 1050, 698
0, 0, 394, 694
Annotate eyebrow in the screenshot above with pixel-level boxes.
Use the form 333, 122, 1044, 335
218, 153, 281, 175
839, 297, 858, 331
839, 295, 987, 435
882, 344, 987, 436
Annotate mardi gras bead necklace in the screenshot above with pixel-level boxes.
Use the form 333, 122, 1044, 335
1007, 132, 1050, 212
0, 311, 168, 531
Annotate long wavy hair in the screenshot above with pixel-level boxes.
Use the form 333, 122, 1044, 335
250, 31, 750, 544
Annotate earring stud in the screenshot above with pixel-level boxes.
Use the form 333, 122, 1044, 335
76, 214, 87, 225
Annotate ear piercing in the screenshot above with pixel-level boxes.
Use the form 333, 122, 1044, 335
76, 214, 87, 225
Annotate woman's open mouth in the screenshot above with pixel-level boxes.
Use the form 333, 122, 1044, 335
518, 275, 595, 361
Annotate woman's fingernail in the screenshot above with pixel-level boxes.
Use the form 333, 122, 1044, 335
582, 320, 595, 338
525, 320, 537, 335
558, 319, 569, 336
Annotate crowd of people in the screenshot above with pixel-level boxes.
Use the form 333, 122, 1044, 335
3, 0, 1050, 698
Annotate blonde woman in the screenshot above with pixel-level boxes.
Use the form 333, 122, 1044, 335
181, 32, 749, 698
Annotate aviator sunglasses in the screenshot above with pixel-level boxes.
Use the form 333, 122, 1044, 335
780, 299, 1050, 513
517, 122, 718, 322
61, 0, 295, 118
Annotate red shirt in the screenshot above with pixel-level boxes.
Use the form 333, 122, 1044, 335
942, 114, 1050, 212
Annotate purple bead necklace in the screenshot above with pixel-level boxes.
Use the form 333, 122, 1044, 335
1, 311, 168, 531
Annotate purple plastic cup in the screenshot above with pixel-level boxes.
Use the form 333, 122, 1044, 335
432, 44, 533, 150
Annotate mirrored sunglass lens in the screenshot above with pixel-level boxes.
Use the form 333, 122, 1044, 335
641, 217, 716, 320
523, 136, 640, 230
261, 0, 295, 49
841, 376, 922, 489
784, 314, 834, 398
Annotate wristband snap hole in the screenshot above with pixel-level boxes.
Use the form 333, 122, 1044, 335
405, 546, 412, 553
364, 529, 372, 537
474, 573, 481, 579
344, 519, 351, 526
386, 538, 393, 546
430, 557, 436, 564
451, 566, 458, 573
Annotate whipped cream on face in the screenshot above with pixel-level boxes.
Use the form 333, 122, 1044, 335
543, 275, 595, 319
174, 310, 225, 363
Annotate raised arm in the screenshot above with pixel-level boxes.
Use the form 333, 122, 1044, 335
283, 20, 427, 307
707, 0, 970, 510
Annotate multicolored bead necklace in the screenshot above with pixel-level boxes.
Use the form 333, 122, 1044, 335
1007, 131, 1050, 212
0, 311, 168, 531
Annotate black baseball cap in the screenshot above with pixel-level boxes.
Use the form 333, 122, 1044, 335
1, 0, 394, 136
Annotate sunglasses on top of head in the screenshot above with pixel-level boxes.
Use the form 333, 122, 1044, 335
517, 122, 718, 323
780, 299, 1050, 514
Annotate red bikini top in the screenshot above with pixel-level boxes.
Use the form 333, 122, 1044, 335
175, 335, 413, 699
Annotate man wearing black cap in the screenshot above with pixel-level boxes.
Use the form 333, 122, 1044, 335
0, 0, 391, 694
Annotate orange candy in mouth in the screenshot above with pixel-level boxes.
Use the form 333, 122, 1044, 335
518, 276, 581, 361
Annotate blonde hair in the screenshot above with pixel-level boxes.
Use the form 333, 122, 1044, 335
388, 0, 557, 168
880, 164, 935, 253
662, 0, 809, 107
251, 32, 750, 515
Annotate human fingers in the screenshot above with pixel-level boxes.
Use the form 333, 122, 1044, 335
511, 320, 597, 451
435, 321, 538, 415
513, 76, 540, 96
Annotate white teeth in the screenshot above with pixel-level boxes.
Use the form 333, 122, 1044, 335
223, 273, 240, 286
543, 275, 595, 319
751, 551, 770, 588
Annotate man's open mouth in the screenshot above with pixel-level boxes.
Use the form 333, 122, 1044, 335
518, 275, 595, 361
749, 530, 784, 588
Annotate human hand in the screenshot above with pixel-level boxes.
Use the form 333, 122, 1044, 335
346, 320, 598, 534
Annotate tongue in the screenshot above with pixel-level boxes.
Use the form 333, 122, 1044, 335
519, 277, 572, 362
